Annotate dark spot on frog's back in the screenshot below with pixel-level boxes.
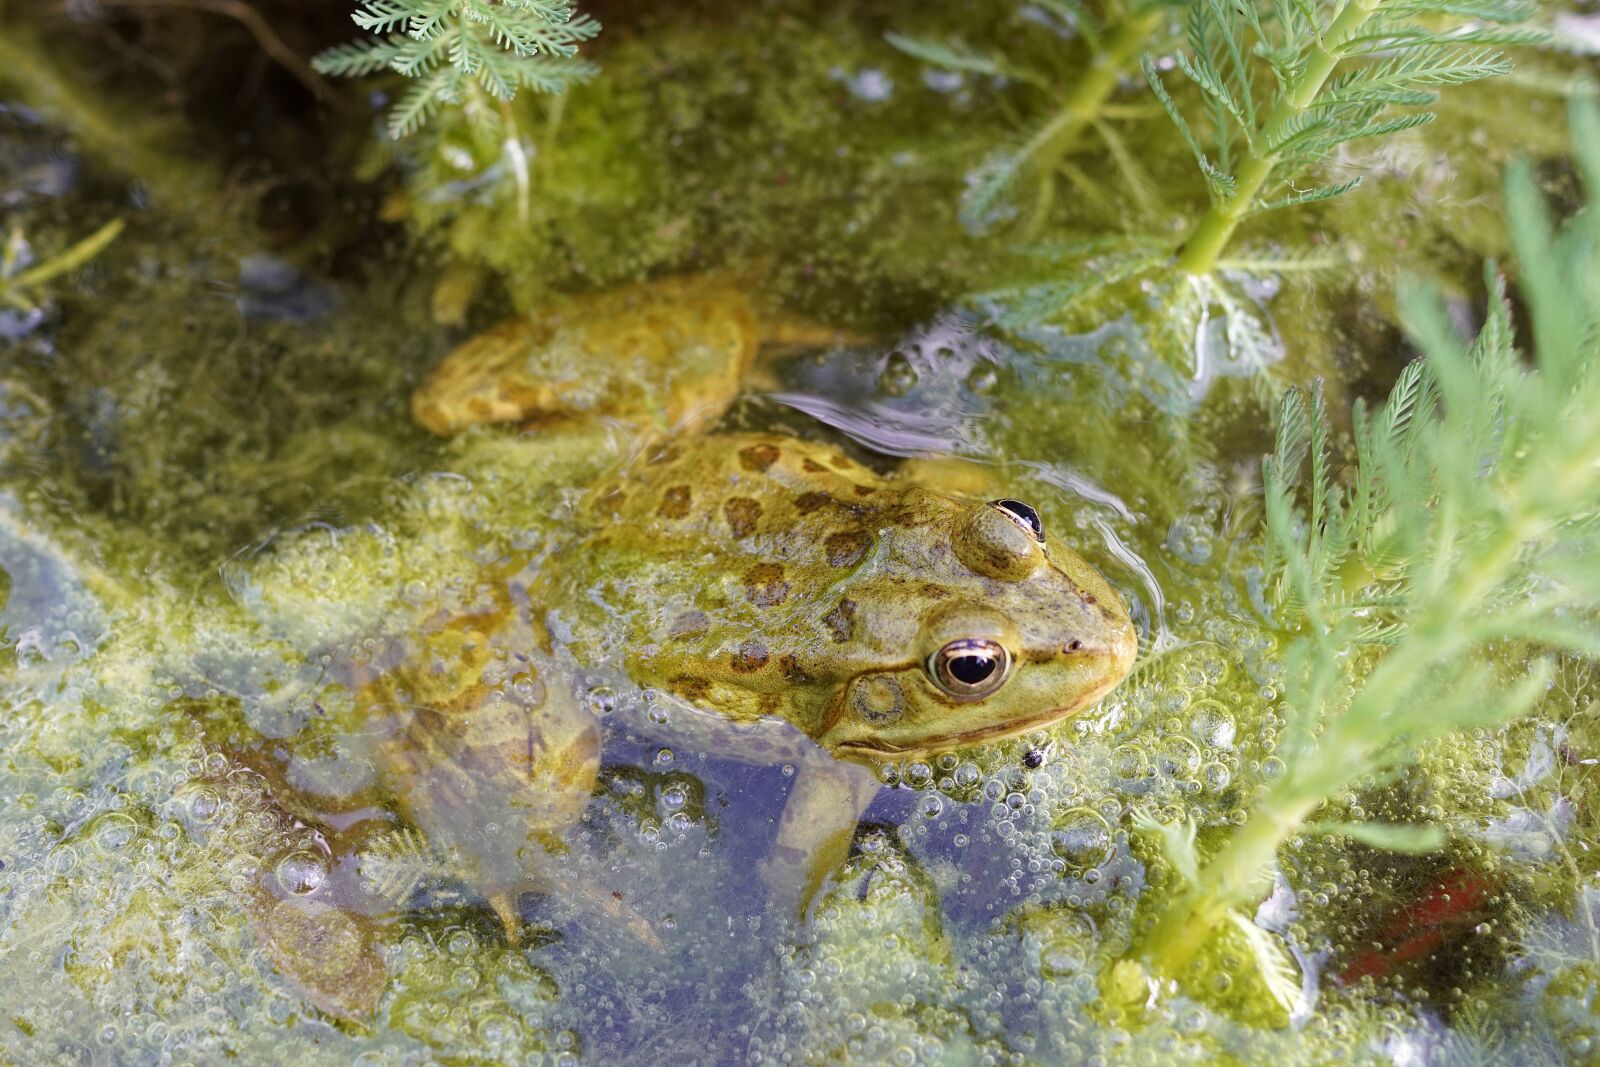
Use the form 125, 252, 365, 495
659, 485, 691, 519
671, 675, 711, 702
646, 442, 680, 466
724, 497, 762, 539
824, 530, 871, 568
802, 458, 828, 473
744, 563, 790, 607
794, 491, 833, 515
823, 598, 857, 642
779, 654, 813, 683
739, 443, 781, 472
731, 640, 769, 672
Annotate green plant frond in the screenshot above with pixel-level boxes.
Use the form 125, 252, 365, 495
388, 66, 456, 136
513, 55, 599, 92
311, 38, 411, 77
350, 0, 413, 34
1214, 244, 1353, 274
1176, 49, 1252, 135
1384, 0, 1538, 21
1251, 177, 1362, 216
885, 32, 1031, 83
1225, 910, 1302, 1014
1304, 821, 1447, 853
404, 0, 455, 39
387, 32, 450, 77
1132, 809, 1201, 884
317, 0, 600, 135
1144, 55, 1220, 189
1263, 110, 1338, 158
1199, 155, 1239, 201
1319, 48, 1512, 109
359, 828, 459, 904
983, 249, 1164, 326
957, 148, 1028, 236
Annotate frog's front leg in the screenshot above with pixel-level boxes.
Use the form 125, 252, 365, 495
763, 750, 883, 917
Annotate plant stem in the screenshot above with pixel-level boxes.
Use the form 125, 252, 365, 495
1039, 7, 1168, 171
1141, 791, 1320, 976
1016, 5, 1168, 236
1174, 0, 1382, 275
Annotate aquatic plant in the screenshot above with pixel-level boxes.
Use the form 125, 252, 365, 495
977, 0, 1539, 330
1124, 98, 1600, 998
887, 0, 1183, 236
1, 219, 124, 310
1150, 0, 1541, 275
313, 0, 600, 136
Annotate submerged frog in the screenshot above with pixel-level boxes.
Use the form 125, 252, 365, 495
360, 272, 1138, 943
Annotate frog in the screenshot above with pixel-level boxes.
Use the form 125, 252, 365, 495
356, 271, 1139, 947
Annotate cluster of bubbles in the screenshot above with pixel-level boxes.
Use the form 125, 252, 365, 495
753, 833, 1001, 1066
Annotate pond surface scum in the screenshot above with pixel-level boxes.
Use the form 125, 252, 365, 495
2, 1, 1600, 1064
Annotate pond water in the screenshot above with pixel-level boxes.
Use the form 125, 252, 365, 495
1, 3, 1597, 1065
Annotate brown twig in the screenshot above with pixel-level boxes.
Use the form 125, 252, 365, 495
91, 0, 331, 99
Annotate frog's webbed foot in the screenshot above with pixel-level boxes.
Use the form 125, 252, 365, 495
762, 752, 882, 920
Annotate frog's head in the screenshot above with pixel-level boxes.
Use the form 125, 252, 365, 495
816, 496, 1137, 762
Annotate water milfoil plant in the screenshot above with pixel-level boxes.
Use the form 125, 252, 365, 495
1150, 0, 1540, 274
314, 0, 600, 136
1123, 97, 1600, 999
888, 0, 1182, 236
982, 0, 1538, 329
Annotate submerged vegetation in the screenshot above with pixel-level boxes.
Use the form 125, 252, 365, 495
1128, 98, 1600, 1001
1, 0, 1598, 1061
888, 0, 1183, 237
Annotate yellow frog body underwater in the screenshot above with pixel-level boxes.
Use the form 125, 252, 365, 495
361, 272, 1137, 946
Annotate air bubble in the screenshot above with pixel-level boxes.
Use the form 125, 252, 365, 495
90, 813, 137, 853
966, 364, 999, 394
878, 352, 919, 396
1188, 700, 1236, 748
274, 850, 328, 896
1051, 808, 1114, 871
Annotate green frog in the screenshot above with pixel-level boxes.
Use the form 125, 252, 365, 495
358, 272, 1138, 947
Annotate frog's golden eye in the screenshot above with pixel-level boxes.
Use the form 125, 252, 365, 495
928, 638, 1012, 701
989, 499, 1044, 543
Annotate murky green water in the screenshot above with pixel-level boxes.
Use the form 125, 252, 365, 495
2, 3, 1598, 1064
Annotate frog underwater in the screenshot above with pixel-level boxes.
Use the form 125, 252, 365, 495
351, 272, 1139, 949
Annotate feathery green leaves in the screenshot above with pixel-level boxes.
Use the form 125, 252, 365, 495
314, 0, 600, 136
1154, 0, 1540, 273
1134, 96, 1600, 987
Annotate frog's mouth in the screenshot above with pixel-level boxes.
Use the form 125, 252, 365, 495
830, 715, 1060, 761
826, 672, 1125, 762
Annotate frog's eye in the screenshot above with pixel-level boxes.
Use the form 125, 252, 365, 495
928, 638, 1012, 701
989, 499, 1044, 543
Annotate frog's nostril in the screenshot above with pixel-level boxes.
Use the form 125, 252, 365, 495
1064, 639, 1084, 654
